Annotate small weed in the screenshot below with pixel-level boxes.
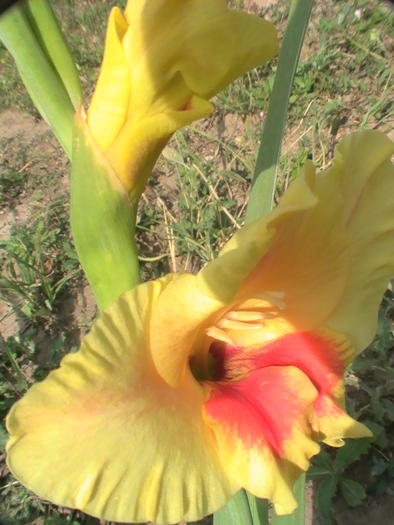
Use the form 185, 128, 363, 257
0, 201, 80, 328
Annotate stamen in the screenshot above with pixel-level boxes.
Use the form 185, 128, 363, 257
235, 299, 273, 311
217, 318, 264, 331
226, 311, 267, 322
206, 326, 236, 346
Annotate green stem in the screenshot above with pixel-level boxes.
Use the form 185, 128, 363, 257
71, 112, 141, 312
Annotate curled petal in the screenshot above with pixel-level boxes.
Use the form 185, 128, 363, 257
123, 0, 278, 107
311, 395, 372, 447
312, 394, 372, 447
6, 278, 237, 524
105, 95, 213, 197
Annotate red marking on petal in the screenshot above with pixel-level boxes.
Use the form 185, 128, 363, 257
313, 394, 342, 418
204, 366, 316, 457
211, 332, 351, 396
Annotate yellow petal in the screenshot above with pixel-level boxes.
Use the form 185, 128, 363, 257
89, 1, 277, 199
324, 131, 394, 352
239, 160, 350, 329
203, 366, 320, 514
311, 394, 372, 446
105, 95, 213, 198
123, 0, 278, 110
7, 277, 237, 524
197, 166, 318, 304
150, 272, 225, 387
87, 8, 130, 153
199, 159, 350, 332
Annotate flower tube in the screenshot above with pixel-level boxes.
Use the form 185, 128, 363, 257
7, 130, 394, 523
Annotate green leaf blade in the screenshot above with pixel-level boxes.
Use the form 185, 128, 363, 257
213, 490, 255, 525
335, 439, 372, 473
23, 0, 83, 109
0, 4, 75, 157
245, 0, 314, 223
271, 473, 306, 525
339, 479, 366, 507
317, 475, 337, 524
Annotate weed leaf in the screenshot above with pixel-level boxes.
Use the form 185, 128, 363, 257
0, 423, 8, 451
317, 475, 337, 524
335, 438, 372, 472
339, 479, 366, 507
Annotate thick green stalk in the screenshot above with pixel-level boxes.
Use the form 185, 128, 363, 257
0, 4, 75, 157
245, 0, 314, 223
71, 111, 141, 311
22, 0, 83, 110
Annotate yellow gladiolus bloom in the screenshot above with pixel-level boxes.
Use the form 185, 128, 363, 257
6, 131, 394, 523
85, 0, 278, 201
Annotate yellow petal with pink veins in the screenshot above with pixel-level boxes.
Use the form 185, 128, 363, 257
6, 277, 237, 524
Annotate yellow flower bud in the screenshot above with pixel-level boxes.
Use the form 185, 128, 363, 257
86, 0, 278, 201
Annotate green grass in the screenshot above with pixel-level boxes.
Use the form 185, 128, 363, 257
0, 201, 80, 326
0, 0, 393, 524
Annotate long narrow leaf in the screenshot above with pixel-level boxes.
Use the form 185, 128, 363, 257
247, 493, 270, 525
213, 489, 254, 525
271, 473, 306, 525
245, 0, 314, 223
22, 0, 83, 109
0, 4, 75, 157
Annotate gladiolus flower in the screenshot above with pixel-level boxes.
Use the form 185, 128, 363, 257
85, 0, 278, 201
6, 131, 394, 523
